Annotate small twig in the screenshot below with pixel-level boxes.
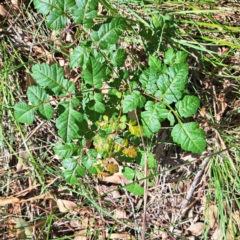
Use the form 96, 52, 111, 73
181, 157, 210, 212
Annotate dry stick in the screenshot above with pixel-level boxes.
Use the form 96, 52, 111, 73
181, 156, 211, 213
133, 109, 148, 240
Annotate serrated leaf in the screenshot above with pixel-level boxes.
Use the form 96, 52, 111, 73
122, 146, 138, 158
82, 57, 106, 88
72, 0, 98, 29
54, 143, 78, 158
32, 63, 75, 95
171, 122, 206, 153
139, 68, 158, 94
125, 183, 144, 195
175, 51, 188, 63
62, 158, 77, 170
122, 90, 146, 113
14, 102, 35, 124
140, 153, 156, 169
123, 167, 135, 180
27, 86, 54, 120
152, 14, 164, 29
175, 95, 200, 118
141, 101, 167, 137
157, 108, 175, 125
156, 63, 188, 104
56, 102, 83, 142
75, 165, 85, 177
88, 93, 106, 113
33, 0, 54, 15
56, 0, 75, 12
110, 48, 126, 67
46, 9, 66, 30
148, 56, 163, 73
91, 18, 126, 49
63, 170, 79, 184
70, 46, 91, 68
164, 48, 176, 65
82, 155, 98, 174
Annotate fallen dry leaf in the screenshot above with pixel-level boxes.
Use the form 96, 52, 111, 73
205, 205, 218, 228
108, 233, 136, 239
57, 199, 77, 213
212, 227, 224, 240
187, 222, 205, 236
0, 197, 20, 206
114, 208, 126, 219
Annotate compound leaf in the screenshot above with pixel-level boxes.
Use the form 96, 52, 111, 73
91, 18, 126, 49
32, 63, 75, 95
122, 90, 146, 113
156, 63, 188, 104
175, 95, 200, 118
171, 122, 206, 153
72, 0, 98, 29
14, 102, 35, 124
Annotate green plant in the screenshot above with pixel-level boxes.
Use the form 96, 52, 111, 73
14, 0, 206, 195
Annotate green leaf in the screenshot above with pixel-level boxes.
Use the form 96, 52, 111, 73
72, 0, 98, 29
151, 14, 164, 29
110, 48, 126, 67
14, 102, 35, 124
157, 109, 175, 126
139, 68, 158, 94
175, 51, 188, 63
63, 170, 79, 184
176, 95, 200, 118
82, 57, 106, 89
70, 46, 91, 68
32, 63, 75, 95
56, 0, 75, 12
164, 48, 176, 65
171, 122, 206, 153
156, 63, 188, 104
56, 101, 83, 142
122, 90, 146, 113
75, 165, 86, 177
54, 143, 78, 158
148, 56, 164, 73
88, 93, 106, 113
82, 155, 98, 174
123, 167, 135, 180
140, 153, 156, 169
125, 183, 144, 196
141, 101, 165, 137
46, 9, 66, 30
33, 0, 54, 15
27, 86, 54, 120
91, 18, 127, 49
62, 158, 77, 170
